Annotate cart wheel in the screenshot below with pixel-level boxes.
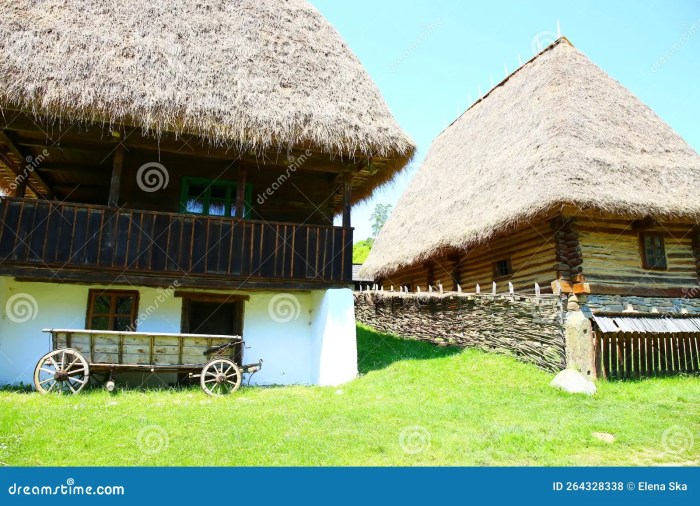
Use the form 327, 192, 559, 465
33, 349, 90, 395
200, 359, 241, 396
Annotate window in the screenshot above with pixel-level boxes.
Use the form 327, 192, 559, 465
641, 233, 667, 270
493, 259, 513, 278
180, 177, 252, 218
86, 290, 139, 331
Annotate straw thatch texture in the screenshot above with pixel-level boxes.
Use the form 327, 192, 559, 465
0, 0, 414, 194
362, 38, 700, 279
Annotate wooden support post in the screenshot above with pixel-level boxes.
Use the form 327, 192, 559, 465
108, 145, 124, 208
693, 225, 700, 283
342, 170, 352, 228
13, 175, 27, 198
236, 166, 247, 218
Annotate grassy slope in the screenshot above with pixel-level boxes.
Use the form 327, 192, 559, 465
0, 325, 698, 466
352, 238, 374, 264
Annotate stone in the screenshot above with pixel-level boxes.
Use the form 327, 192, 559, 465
592, 432, 615, 444
566, 294, 580, 311
550, 369, 597, 395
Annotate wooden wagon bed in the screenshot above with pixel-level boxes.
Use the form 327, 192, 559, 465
34, 329, 262, 396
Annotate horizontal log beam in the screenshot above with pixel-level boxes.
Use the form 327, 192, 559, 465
0, 131, 53, 198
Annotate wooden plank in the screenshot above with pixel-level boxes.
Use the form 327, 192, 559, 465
342, 171, 352, 228
108, 145, 124, 207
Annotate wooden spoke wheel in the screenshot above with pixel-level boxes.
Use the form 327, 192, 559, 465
33, 349, 90, 395
200, 359, 242, 396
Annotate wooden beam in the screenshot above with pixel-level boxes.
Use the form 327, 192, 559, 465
174, 291, 250, 303
108, 145, 124, 207
236, 166, 246, 218
38, 164, 105, 174
13, 173, 27, 197
4, 266, 352, 292
342, 170, 352, 228
1, 113, 393, 173
0, 132, 53, 198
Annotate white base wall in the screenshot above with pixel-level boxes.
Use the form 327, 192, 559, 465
0, 277, 357, 388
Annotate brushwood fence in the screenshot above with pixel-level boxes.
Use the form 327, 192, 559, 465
354, 291, 566, 371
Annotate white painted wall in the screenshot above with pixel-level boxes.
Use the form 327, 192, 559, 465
0, 277, 357, 388
311, 289, 358, 386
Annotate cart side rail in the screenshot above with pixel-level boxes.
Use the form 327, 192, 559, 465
43, 329, 242, 366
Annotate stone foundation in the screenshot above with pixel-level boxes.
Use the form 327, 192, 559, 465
581, 293, 700, 314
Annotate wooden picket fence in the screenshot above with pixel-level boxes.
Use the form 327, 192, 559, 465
595, 332, 700, 379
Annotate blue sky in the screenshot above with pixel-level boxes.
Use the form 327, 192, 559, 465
312, 0, 700, 241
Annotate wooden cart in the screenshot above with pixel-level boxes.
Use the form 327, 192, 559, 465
34, 329, 262, 396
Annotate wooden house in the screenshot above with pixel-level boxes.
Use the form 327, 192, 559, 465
362, 38, 700, 315
0, 0, 414, 386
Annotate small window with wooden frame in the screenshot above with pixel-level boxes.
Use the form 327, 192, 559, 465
180, 177, 253, 218
86, 290, 139, 331
493, 258, 513, 279
640, 233, 667, 270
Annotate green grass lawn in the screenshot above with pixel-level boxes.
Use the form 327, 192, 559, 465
1, 324, 698, 466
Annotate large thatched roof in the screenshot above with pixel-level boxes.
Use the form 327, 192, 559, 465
0, 0, 414, 197
363, 37, 700, 279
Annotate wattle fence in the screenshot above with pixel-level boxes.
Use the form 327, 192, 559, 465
354, 291, 567, 372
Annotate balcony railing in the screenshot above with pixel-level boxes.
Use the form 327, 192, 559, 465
0, 198, 352, 287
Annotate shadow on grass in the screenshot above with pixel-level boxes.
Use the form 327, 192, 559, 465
356, 324, 461, 374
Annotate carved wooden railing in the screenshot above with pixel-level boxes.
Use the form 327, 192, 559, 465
0, 198, 352, 284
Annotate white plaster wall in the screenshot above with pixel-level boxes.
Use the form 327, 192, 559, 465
311, 288, 358, 386
0, 278, 358, 387
241, 292, 314, 385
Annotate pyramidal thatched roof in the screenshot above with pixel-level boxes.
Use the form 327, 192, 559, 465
0, 0, 414, 183
363, 37, 700, 279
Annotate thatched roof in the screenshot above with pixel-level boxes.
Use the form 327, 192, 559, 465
363, 37, 700, 279
0, 0, 414, 198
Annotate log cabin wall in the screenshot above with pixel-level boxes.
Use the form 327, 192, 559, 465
575, 215, 699, 295
380, 218, 557, 293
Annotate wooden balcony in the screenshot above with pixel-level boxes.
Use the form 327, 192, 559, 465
0, 198, 352, 289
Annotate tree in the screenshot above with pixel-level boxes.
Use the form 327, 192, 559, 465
370, 203, 392, 238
